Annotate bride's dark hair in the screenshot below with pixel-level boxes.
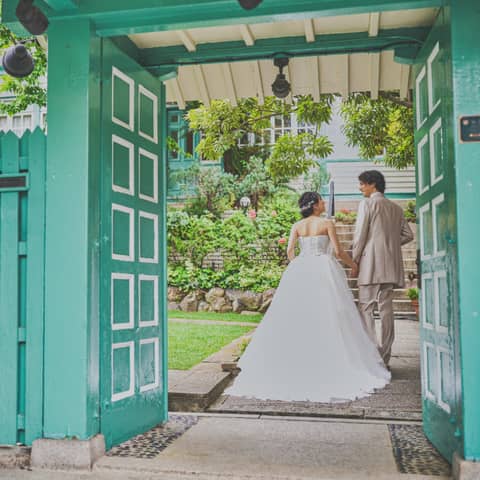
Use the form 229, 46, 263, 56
299, 191, 322, 218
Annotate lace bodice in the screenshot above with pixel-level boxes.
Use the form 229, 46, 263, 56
298, 235, 330, 256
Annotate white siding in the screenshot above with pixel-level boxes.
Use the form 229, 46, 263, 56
326, 160, 415, 196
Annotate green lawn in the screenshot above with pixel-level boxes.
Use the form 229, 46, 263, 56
168, 309, 262, 324
168, 322, 254, 370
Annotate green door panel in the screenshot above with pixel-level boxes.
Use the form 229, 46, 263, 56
100, 39, 167, 449
0, 130, 46, 446
414, 8, 461, 462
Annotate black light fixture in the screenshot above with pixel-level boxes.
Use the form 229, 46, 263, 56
16, 0, 49, 36
237, 0, 263, 10
1, 1, 49, 78
271, 57, 291, 99
2, 42, 35, 78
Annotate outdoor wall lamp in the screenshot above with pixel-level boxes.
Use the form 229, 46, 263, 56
16, 0, 49, 36
1, 1, 49, 78
271, 57, 291, 99
2, 41, 35, 78
237, 0, 263, 10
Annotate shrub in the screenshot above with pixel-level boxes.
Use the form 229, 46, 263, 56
335, 209, 357, 224
404, 200, 416, 223
407, 287, 419, 301
167, 194, 300, 293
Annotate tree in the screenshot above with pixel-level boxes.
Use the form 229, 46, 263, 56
170, 161, 236, 217
0, 20, 47, 115
340, 93, 414, 169
185, 95, 335, 182
235, 156, 277, 210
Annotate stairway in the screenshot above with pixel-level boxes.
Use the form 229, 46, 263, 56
335, 222, 417, 317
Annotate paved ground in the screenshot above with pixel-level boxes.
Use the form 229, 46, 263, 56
211, 320, 422, 421
1, 319, 448, 480
0, 413, 449, 480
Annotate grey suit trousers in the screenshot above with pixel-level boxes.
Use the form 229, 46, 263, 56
358, 283, 395, 365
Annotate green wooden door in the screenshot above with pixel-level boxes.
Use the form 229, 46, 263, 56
414, 9, 461, 461
100, 40, 167, 448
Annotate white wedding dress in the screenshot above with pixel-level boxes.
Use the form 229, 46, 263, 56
226, 235, 391, 402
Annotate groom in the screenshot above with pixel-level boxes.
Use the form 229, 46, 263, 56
352, 170, 414, 367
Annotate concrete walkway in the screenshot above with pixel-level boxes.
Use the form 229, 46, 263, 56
0, 413, 450, 480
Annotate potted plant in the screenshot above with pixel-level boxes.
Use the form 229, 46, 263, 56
407, 287, 419, 318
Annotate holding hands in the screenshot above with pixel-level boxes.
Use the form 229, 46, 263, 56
350, 262, 359, 279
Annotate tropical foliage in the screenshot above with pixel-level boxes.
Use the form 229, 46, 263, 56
184, 95, 335, 181
340, 93, 414, 169
167, 192, 300, 293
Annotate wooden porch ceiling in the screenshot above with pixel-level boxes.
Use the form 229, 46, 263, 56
3, 1, 439, 105
128, 8, 438, 106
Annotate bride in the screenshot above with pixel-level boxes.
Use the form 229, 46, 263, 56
225, 191, 391, 402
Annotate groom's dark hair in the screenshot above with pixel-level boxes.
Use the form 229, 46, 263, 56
358, 170, 386, 193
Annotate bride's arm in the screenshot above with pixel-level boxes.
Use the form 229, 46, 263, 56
326, 220, 358, 276
286, 225, 298, 261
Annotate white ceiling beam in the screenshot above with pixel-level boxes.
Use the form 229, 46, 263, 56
370, 52, 380, 100
400, 64, 411, 99
170, 77, 186, 110
177, 30, 196, 52
252, 61, 264, 105
311, 56, 320, 101
193, 65, 210, 106
304, 19, 315, 43
239, 24, 255, 46
37, 35, 48, 51
222, 63, 238, 106
340, 55, 350, 98
368, 12, 380, 37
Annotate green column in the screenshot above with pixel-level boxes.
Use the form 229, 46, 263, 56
450, 0, 480, 462
43, 19, 101, 440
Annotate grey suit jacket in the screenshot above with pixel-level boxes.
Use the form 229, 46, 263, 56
352, 194, 414, 287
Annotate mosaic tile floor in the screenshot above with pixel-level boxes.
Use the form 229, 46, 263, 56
107, 415, 198, 459
388, 424, 451, 476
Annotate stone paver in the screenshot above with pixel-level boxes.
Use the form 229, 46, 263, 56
168, 329, 255, 411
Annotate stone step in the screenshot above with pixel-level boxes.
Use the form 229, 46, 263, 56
353, 298, 415, 314
342, 261, 417, 274
350, 288, 411, 300
347, 278, 414, 288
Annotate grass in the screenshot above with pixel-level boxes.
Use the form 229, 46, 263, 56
168, 322, 255, 370
168, 309, 262, 324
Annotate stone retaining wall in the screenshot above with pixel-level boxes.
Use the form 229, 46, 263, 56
168, 286, 275, 314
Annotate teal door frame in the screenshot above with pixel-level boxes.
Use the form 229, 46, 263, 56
449, 0, 480, 462
1, 0, 479, 464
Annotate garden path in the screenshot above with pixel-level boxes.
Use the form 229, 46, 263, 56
211, 319, 421, 421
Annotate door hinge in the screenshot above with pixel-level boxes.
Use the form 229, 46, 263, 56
18, 327, 26, 343
17, 414, 25, 431
454, 428, 462, 438
18, 241, 27, 257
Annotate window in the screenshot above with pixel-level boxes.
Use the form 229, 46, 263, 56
236, 112, 319, 148
0, 113, 33, 137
